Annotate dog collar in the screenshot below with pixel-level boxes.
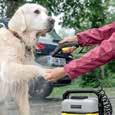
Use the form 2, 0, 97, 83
9, 29, 32, 53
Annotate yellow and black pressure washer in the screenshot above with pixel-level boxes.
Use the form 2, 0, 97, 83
61, 88, 112, 115
52, 41, 113, 115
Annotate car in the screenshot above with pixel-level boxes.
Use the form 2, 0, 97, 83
29, 29, 72, 98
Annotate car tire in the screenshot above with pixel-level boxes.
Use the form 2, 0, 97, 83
29, 77, 53, 99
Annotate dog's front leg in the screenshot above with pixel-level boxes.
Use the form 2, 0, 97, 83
0, 101, 8, 115
15, 82, 30, 115
1, 62, 45, 81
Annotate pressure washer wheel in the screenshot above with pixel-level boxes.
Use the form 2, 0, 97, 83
29, 77, 53, 99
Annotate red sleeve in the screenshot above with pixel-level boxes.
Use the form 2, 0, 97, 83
76, 22, 115, 46
64, 33, 115, 79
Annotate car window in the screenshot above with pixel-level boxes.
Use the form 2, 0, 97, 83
0, 23, 5, 28
49, 29, 62, 41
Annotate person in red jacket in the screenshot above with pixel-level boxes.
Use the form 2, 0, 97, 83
43, 22, 115, 81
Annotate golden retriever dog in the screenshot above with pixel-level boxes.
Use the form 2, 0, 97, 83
0, 3, 54, 115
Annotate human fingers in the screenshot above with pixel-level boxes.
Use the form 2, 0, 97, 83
59, 36, 76, 44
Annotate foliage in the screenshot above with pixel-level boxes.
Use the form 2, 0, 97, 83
0, 0, 112, 30
33, 0, 110, 31
0, 0, 26, 18
105, 0, 115, 23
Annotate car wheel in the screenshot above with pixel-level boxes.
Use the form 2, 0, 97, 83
29, 77, 53, 99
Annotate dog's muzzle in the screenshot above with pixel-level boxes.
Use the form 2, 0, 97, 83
48, 17, 55, 25
47, 17, 55, 32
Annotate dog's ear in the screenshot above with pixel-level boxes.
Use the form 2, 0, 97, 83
8, 8, 26, 33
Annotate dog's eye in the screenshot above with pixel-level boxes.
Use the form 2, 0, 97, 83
34, 9, 40, 14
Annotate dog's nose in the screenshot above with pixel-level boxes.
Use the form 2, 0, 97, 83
48, 18, 55, 25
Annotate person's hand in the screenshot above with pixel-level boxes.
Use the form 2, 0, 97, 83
43, 67, 66, 81
59, 36, 78, 53
62, 47, 76, 53
59, 36, 77, 44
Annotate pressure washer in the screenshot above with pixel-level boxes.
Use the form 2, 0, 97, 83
61, 88, 112, 115
52, 42, 113, 115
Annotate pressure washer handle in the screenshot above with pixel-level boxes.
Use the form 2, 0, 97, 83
51, 42, 79, 57
63, 89, 99, 100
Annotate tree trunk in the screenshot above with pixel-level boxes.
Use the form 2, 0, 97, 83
100, 66, 105, 78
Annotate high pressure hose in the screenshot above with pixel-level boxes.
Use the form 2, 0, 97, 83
97, 87, 113, 115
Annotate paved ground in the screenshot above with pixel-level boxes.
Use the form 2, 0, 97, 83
0, 98, 62, 115
0, 97, 114, 115
0, 88, 115, 115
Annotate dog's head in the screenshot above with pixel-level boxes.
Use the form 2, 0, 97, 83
8, 3, 55, 36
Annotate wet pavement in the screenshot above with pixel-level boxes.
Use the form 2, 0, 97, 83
0, 97, 62, 115
0, 97, 115, 115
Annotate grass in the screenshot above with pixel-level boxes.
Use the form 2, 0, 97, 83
50, 79, 80, 98
50, 78, 115, 98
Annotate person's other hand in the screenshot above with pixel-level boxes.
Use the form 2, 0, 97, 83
59, 36, 77, 44
43, 67, 66, 81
